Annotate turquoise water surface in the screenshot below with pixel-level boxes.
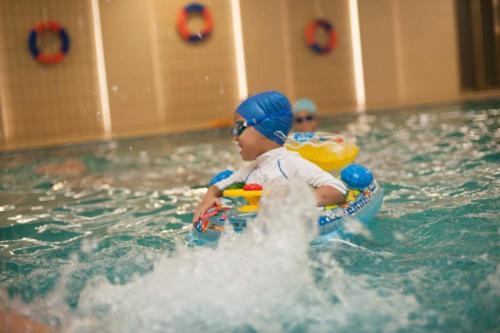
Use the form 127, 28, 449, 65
0, 100, 499, 332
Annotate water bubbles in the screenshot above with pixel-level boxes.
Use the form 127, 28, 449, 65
108, 141, 118, 149
418, 113, 430, 125
0, 204, 15, 212
343, 217, 372, 239
81, 238, 99, 254
52, 182, 65, 191
8, 214, 39, 224
7, 214, 22, 221
113, 207, 128, 215
393, 231, 406, 241
112, 85, 119, 92
484, 265, 500, 296
39, 195, 56, 202
176, 166, 186, 175
139, 151, 149, 163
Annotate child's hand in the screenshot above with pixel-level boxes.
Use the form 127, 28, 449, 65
192, 185, 223, 223
193, 197, 220, 222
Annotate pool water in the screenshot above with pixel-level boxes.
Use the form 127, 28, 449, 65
0, 100, 499, 332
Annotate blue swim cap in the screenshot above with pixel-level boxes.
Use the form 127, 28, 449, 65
293, 98, 317, 113
236, 91, 292, 145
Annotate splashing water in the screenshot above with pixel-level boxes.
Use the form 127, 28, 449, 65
9, 182, 418, 333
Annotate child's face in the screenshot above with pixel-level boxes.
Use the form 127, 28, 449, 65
293, 111, 318, 132
233, 114, 267, 161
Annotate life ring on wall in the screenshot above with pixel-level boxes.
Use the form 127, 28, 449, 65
176, 3, 213, 43
304, 19, 337, 54
28, 21, 70, 64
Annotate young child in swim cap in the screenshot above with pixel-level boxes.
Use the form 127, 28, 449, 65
292, 98, 319, 133
193, 91, 346, 222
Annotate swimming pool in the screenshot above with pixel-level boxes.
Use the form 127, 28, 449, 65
0, 99, 499, 332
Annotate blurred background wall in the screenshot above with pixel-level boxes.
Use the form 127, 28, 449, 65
0, 0, 499, 150
0, 0, 105, 149
359, 0, 461, 108
99, 0, 240, 137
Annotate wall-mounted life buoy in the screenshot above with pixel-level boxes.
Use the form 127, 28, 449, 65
177, 3, 213, 43
304, 19, 337, 54
28, 21, 70, 64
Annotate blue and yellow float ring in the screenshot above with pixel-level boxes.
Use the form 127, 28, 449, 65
304, 19, 337, 54
28, 21, 70, 64
176, 3, 213, 43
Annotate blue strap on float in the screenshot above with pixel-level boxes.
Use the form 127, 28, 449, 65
208, 169, 234, 186
341, 164, 373, 189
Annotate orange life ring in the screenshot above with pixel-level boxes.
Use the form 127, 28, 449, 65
304, 19, 337, 54
176, 3, 213, 43
28, 21, 70, 64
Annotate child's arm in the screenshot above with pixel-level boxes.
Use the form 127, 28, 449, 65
193, 185, 222, 222
292, 156, 347, 206
192, 164, 251, 222
314, 186, 345, 206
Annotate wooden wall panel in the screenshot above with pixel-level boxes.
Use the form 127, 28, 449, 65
0, 0, 103, 150
358, 0, 400, 108
99, 0, 165, 137
359, 0, 461, 108
287, 0, 357, 114
0, 0, 482, 151
240, 0, 290, 96
151, 0, 239, 128
395, 0, 460, 104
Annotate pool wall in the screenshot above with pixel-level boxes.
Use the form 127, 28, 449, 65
0, 0, 499, 151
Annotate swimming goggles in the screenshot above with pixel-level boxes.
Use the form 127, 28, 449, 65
294, 114, 316, 124
231, 109, 290, 136
231, 120, 249, 137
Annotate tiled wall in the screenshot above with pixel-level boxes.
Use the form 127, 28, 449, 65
394, 0, 460, 104
151, 0, 239, 129
99, 0, 164, 137
0, 0, 488, 150
287, 0, 357, 113
357, 0, 400, 108
240, 0, 290, 96
240, 0, 357, 114
359, 0, 461, 108
0, 0, 104, 150
99, 0, 240, 137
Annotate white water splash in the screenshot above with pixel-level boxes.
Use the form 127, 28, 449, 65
5, 181, 419, 332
